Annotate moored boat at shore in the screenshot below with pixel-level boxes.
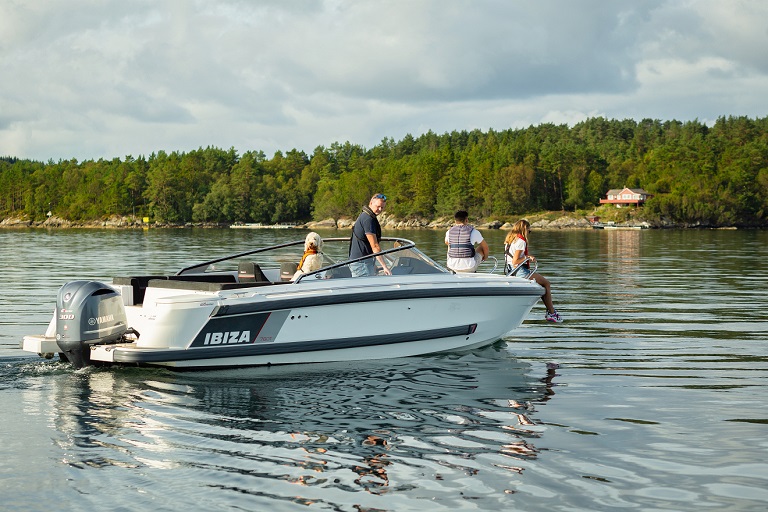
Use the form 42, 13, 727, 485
602, 221, 650, 230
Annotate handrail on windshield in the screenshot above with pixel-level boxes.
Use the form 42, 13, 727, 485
176, 239, 306, 275
295, 237, 419, 283
176, 236, 419, 278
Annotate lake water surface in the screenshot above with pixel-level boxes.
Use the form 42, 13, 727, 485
1, 227, 766, 511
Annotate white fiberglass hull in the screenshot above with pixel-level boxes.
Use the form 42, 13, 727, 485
21, 237, 545, 370
89, 274, 542, 369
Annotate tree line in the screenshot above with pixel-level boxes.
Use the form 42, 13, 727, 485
1, 115, 767, 227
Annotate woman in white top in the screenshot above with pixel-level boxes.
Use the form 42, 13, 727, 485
504, 219, 562, 323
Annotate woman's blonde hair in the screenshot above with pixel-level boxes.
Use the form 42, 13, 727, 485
504, 219, 530, 245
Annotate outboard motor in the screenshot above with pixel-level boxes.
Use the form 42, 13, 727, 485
55, 281, 128, 368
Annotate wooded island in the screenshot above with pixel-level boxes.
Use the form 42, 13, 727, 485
2, 116, 766, 228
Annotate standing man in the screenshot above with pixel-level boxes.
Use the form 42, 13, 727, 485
444, 210, 488, 273
349, 193, 392, 277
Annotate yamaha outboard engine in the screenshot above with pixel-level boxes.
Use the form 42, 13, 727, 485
55, 281, 128, 368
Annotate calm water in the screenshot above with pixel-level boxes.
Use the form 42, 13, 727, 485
1, 227, 766, 511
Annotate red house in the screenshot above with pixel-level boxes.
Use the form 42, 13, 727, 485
599, 187, 653, 207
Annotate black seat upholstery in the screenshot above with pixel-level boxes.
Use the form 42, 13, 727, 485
113, 275, 167, 305
238, 262, 270, 283
395, 257, 440, 274
327, 266, 352, 278
280, 261, 298, 281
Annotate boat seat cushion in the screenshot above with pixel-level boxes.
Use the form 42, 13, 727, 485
394, 257, 440, 274
115, 274, 238, 304
327, 266, 352, 279
280, 261, 298, 281
238, 262, 270, 283
147, 278, 273, 292
169, 274, 237, 283
113, 275, 168, 305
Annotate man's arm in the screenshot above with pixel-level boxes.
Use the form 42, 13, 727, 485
477, 240, 489, 261
366, 233, 392, 275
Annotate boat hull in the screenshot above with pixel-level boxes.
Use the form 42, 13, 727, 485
89, 278, 541, 369
21, 236, 545, 370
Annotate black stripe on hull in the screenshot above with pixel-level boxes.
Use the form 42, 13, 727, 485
215, 285, 540, 317
110, 324, 476, 364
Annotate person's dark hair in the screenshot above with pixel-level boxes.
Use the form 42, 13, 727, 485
454, 210, 469, 222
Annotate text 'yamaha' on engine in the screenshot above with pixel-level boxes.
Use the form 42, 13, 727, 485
55, 281, 129, 368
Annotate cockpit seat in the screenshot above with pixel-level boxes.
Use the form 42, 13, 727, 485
238, 262, 270, 283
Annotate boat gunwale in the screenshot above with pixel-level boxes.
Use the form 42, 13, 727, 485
213, 282, 543, 317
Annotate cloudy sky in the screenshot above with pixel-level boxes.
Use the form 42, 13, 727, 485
2, 0, 767, 162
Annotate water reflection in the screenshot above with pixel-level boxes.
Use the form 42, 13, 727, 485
352, 433, 391, 493
604, 230, 642, 304
24, 347, 560, 506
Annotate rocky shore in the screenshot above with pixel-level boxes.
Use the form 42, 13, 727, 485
0, 212, 723, 230
0, 214, 229, 229
305, 213, 604, 231
0, 209, 736, 230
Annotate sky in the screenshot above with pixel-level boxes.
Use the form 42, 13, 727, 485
2, 0, 768, 162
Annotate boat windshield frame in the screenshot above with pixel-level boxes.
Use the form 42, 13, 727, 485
295, 237, 448, 283
176, 239, 308, 275
175, 237, 449, 280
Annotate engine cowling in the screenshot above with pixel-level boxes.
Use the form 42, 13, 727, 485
55, 281, 128, 368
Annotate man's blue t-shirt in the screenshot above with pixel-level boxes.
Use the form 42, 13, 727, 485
350, 210, 381, 259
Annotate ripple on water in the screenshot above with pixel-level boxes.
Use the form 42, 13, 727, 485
1, 228, 767, 511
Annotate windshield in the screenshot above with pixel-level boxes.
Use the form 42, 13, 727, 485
300, 237, 448, 281
176, 237, 448, 282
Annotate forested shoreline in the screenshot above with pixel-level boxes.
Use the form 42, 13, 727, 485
2, 116, 767, 228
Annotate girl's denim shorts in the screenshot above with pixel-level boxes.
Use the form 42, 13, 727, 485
512, 266, 534, 279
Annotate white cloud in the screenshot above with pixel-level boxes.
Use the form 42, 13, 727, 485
1, 0, 767, 161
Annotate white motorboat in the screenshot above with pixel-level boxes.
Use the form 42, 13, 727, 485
21, 237, 543, 370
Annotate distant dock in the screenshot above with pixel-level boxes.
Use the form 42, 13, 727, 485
600, 221, 650, 230
230, 223, 300, 230
586, 216, 650, 230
